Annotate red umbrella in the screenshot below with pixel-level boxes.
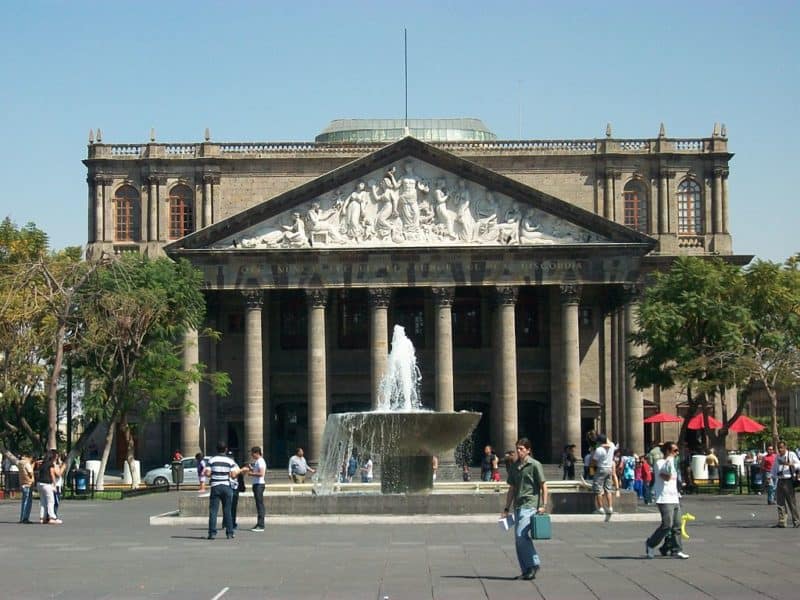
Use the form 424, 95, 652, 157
727, 415, 766, 433
643, 412, 684, 424
686, 413, 723, 430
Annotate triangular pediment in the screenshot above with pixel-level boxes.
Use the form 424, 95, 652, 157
165, 137, 654, 253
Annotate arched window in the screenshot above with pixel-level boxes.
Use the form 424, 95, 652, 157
114, 185, 140, 242
623, 180, 649, 234
169, 184, 194, 239
677, 180, 703, 235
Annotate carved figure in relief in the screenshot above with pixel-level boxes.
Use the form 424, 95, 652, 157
307, 202, 344, 243
371, 175, 398, 240
387, 162, 429, 234
454, 179, 476, 242
519, 209, 555, 245
343, 181, 370, 240
497, 207, 521, 245
433, 179, 457, 239
550, 224, 583, 243
282, 212, 309, 247
476, 192, 499, 242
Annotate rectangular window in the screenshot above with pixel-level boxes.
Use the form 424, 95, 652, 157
115, 200, 135, 241
338, 290, 368, 349
623, 191, 648, 234
280, 291, 308, 350
453, 289, 482, 348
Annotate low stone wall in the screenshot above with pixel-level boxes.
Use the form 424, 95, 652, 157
178, 488, 639, 516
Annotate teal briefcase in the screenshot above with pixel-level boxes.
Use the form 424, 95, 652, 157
532, 513, 551, 539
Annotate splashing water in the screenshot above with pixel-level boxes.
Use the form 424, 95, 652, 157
376, 325, 423, 412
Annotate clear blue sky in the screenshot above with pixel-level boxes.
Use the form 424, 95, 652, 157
1, 1, 797, 261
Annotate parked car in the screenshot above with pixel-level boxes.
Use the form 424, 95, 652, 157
143, 456, 206, 487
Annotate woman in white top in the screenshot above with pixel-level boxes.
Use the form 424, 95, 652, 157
644, 442, 689, 559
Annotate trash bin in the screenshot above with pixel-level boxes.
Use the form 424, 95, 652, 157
74, 469, 90, 494
749, 463, 764, 492
170, 461, 184, 485
720, 465, 739, 491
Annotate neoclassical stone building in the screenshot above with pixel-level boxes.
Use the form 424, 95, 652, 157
84, 119, 743, 466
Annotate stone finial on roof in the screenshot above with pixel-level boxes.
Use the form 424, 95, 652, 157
150, 128, 156, 142
659, 123, 666, 138
96, 128, 102, 142
721, 123, 727, 138
89, 129, 94, 144
713, 122, 720, 137
605, 123, 612, 138
204, 127, 211, 142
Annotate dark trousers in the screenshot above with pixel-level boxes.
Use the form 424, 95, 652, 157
208, 484, 234, 537
252, 483, 266, 528
776, 478, 799, 525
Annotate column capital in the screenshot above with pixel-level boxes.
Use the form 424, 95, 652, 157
621, 282, 643, 303
713, 166, 729, 178
95, 175, 113, 186
202, 172, 221, 185
494, 286, 518, 305
242, 289, 263, 310
659, 168, 677, 179
147, 174, 167, 185
431, 287, 455, 306
306, 288, 328, 308
559, 283, 582, 304
368, 287, 392, 308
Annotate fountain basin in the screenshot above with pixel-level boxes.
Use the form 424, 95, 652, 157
320, 411, 481, 494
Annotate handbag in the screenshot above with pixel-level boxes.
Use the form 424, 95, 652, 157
531, 512, 551, 540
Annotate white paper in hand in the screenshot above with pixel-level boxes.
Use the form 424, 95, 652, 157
498, 514, 515, 531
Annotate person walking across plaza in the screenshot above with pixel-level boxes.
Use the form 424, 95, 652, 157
15, 453, 34, 524
247, 446, 267, 532
288, 447, 315, 484
204, 441, 240, 540
501, 437, 548, 580
645, 441, 690, 559
769, 441, 800, 528
37, 449, 61, 525
761, 444, 777, 505
705, 448, 720, 484
481, 445, 498, 482
591, 434, 618, 520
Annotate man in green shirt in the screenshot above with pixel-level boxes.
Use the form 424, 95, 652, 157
501, 437, 548, 580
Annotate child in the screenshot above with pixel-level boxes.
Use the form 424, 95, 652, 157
196, 453, 207, 493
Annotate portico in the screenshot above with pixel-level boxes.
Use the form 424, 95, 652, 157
166, 137, 655, 465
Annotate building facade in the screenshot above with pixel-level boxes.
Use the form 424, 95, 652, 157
84, 119, 741, 466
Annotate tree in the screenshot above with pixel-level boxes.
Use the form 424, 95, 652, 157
738, 257, 800, 448
629, 257, 751, 451
75, 254, 229, 488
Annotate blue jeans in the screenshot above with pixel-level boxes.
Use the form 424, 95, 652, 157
767, 476, 777, 504
19, 486, 33, 522
208, 484, 234, 537
514, 507, 541, 574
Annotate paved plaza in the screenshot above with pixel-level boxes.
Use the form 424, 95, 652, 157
0, 492, 796, 599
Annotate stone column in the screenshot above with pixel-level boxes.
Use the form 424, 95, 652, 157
496, 286, 518, 453
147, 176, 159, 242
560, 284, 582, 451
722, 169, 730, 234
94, 176, 105, 242
368, 288, 391, 409
603, 170, 614, 220
181, 328, 201, 455
658, 170, 669, 234
157, 177, 168, 242
202, 173, 217, 228
306, 289, 328, 464
432, 287, 455, 413
713, 168, 724, 234
623, 285, 644, 455
616, 307, 627, 446
87, 176, 95, 243
243, 290, 264, 455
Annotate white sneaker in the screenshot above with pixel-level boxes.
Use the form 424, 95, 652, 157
645, 543, 655, 559
604, 507, 613, 522
593, 508, 606, 515
674, 551, 690, 559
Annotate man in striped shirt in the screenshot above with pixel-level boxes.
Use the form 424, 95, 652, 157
203, 441, 241, 540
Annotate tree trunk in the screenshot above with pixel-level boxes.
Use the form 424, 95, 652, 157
46, 323, 67, 450
120, 415, 138, 489
95, 416, 117, 491
768, 385, 780, 449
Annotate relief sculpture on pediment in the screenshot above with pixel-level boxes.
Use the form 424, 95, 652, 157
229, 158, 605, 250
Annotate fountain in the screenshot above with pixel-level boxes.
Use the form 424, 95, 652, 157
316, 325, 481, 494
